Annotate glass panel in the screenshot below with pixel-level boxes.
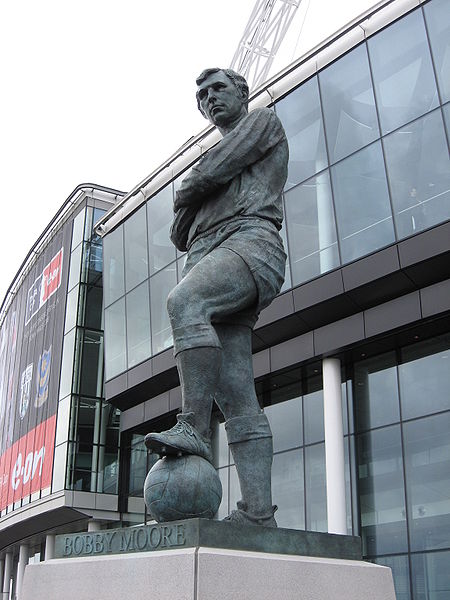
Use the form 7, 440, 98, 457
346, 379, 355, 434
304, 389, 324, 445
272, 449, 305, 529
55, 396, 71, 446
130, 444, 154, 498
126, 281, 151, 368
229, 465, 240, 512
278, 218, 292, 293
51, 442, 68, 492
374, 555, 411, 600
147, 186, 176, 275
85, 207, 106, 243
124, 206, 148, 292
276, 76, 328, 188
70, 398, 101, 447
79, 284, 103, 330
444, 103, 450, 138
331, 141, 395, 263
285, 171, 340, 286
320, 43, 379, 162
102, 403, 120, 448
368, 9, 439, 133
354, 352, 400, 431
104, 298, 126, 380
350, 435, 359, 535
399, 335, 450, 420
71, 209, 85, 250
82, 242, 103, 286
357, 425, 408, 555
404, 413, 450, 552
344, 439, 353, 535
103, 226, 125, 307
341, 381, 349, 436
383, 109, 450, 239
67, 243, 82, 292
411, 550, 450, 600
98, 446, 119, 494
79, 331, 104, 398
305, 443, 327, 532
64, 285, 79, 334
59, 328, 76, 400
67, 440, 94, 492
265, 396, 302, 453
150, 265, 176, 355
424, 0, 450, 103
211, 418, 229, 468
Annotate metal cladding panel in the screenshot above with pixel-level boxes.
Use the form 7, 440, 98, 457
0, 219, 72, 511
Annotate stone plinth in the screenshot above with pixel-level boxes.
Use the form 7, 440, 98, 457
21, 547, 396, 600
53, 518, 361, 560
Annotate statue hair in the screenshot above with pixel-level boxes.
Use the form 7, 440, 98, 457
195, 68, 249, 115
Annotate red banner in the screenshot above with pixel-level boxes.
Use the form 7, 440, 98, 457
0, 414, 56, 511
25, 247, 64, 325
41, 249, 64, 303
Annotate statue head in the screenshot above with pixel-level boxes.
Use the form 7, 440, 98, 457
196, 68, 249, 132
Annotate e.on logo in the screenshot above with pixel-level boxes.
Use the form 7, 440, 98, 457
11, 446, 45, 491
0, 414, 56, 510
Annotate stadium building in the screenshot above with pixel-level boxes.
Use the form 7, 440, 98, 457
0, 186, 125, 598
1, 0, 449, 598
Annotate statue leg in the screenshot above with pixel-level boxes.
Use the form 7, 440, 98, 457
215, 324, 277, 527
144, 248, 257, 462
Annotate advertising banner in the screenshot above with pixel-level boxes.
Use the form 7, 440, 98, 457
0, 217, 73, 510
25, 248, 64, 325
0, 414, 56, 510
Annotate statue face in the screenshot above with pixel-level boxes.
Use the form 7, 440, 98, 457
197, 71, 247, 129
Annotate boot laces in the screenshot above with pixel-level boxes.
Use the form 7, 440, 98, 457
172, 420, 194, 436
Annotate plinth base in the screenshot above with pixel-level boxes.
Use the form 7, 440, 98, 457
22, 547, 396, 600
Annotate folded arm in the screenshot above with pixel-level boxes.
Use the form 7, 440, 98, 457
174, 108, 286, 211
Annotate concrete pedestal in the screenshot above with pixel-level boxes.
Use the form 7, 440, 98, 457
21, 547, 396, 600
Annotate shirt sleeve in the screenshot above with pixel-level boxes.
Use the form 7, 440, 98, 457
174, 109, 286, 210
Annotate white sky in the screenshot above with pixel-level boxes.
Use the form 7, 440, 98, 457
0, 0, 378, 305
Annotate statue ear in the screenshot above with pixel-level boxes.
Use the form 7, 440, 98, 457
196, 98, 208, 119
239, 85, 249, 106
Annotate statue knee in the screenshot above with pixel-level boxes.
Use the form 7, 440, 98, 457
167, 284, 190, 325
167, 281, 208, 327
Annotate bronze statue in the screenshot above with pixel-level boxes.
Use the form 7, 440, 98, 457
145, 68, 288, 527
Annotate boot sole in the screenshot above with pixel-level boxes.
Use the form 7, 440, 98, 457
145, 436, 185, 457
144, 433, 213, 463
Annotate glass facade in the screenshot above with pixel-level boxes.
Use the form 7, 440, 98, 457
103, 1, 450, 381
56, 206, 120, 494
99, 4, 450, 597
353, 334, 450, 599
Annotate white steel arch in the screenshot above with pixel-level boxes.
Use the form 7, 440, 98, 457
230, 0, 301, 91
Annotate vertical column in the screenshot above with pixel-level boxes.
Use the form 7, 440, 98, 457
44, 535, 55, 561
87, 520, 101, 532
323, 357, 347, 534
15, 545, 28, 600
0, 562, 3, 600
317, 178, 336, 274
2, 552, 12, 600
